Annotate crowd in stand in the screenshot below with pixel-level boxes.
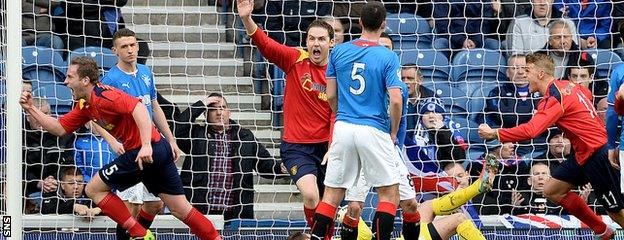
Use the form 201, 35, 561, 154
14, 0, 624, 221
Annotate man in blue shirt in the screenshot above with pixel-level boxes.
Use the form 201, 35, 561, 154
606, 23, 624, 194
309, 3, 403, 239
99, 28, 182, 240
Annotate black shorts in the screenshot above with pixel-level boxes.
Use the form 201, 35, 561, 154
551, 145, 624, 212
280, 141, 328, 184
98, 139, 184, 196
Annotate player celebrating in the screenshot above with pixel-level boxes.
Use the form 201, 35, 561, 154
310, 2, 403, 239
479, 53, 624, 240
237, 0, 335, 229
20, 57, 221, 240
98, 28, 182, 240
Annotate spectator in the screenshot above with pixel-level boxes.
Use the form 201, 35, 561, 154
41, 167, 100, 217
566, 51, 607, 102
74, 124, 116, 183
264, 0, 332, 47
540, 20, 583, 79
402, 64, 436, 142
175, 93, 285, 220
496, 0, 532, 37
322, 17, 346, 44
407, 97, 467, 170
534, 132, 572, 169
553, 0, 612, 49
432, 0, 501, 54
484, 54, 545, 155
506, 0, 580, 55
471, 141, 529, 215
23, 97, 74, 197
510, 161, 564, 215
54, 0, 150, 64
22, 0, 64, 49
597, 97, 608, 122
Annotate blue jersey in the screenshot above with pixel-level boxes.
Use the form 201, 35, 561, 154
606, 64, 624, 150
74, 134, 116, 182
397, 82, 409, 148
326, 39, 403, 133
101, 64, 157, 118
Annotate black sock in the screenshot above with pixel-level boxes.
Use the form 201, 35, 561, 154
371, 212, 395, 240
401, 221, 420, 240
137, 211, 155, 229
116, 224, 130, 240
310, 213, 333, 240
340, 224, 358, 240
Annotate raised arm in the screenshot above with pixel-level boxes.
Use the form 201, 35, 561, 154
20, 91, 66, 136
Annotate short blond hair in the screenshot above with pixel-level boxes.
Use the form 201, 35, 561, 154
526, 53, 555, 77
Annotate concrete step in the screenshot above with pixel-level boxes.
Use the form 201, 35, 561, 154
162, 94, 259, 108
155, 76, 253, 93
149, 42, 236, 58
148, 57, 244, 76
130, 25, 226, 43
254, 202, 304, 220
128, 0, 208, 7
254, 184, 300, 203
122, 6, 219, 26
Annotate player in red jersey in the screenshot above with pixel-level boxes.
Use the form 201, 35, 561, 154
237, 0, 335, 230
19, 57, 222, 240
479, 53, 624, 240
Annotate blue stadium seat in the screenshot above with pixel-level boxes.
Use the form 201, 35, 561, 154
399, 49, 450, 83
386, 13, 433, 49
22, 46, 66, 83
427, 83, 468, 111
32, 83, 73, 115
69, 47, 118, 71
586, 49, 623, 79
451, 48, 506, 83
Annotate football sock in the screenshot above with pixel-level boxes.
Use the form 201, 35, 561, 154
559, 192, 606, 235
401, 211, 421, 240
182, 207, 222, 240
340, 215, 359, 240
310, 201, 337, 240
97, 193, 146, 237
432, 179, 481, 215
304, 205, 317, 228
456, 219, 485, 240
371, 201, 396, 240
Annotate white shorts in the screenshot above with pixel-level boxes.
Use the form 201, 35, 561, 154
345, 146, 416, 202
619, 150, 624, 193
325, 121, 402, 189
117, 182, 161, 204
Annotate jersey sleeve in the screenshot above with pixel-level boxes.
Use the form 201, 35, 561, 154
326, 47, 337, 79
607, 67, 624, 149
498, 96, 564, 142
384, 52, 403, 89
149, 71, 157, 101
249, 27, 301, 73
59, 105, 92, 134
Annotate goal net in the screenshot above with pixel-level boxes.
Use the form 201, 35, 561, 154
3, 0, 624, 239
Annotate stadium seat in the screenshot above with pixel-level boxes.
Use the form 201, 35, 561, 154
427, 83, 468, 110
32, 83, 73, 115
398, 49, 450, 83
271, 65, 285, 127
451, 48, 506, 83
386, 13, 433, 49
22, 46, 66, 83
586, 49, 623, 79
69, 47, 118, 71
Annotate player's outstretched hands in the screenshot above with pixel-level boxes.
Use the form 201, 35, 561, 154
236, 0, 253, 19
478, 124, 497, 140
19, 90, 34, 110
136, 144, 153, 170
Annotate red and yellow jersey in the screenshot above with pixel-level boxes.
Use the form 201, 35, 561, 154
59, 85, 161, 150
250, 27, 332, 143
498, 80, 605, 165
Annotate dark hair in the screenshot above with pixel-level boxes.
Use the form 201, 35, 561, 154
360, 2, 386, 32
569, 51, 595, 76
380, 31, 391, 41
70, 57, 100, 84
60, 166, 83, 181
112, 28, 137, 46
307, 19, 335, 40
207, 92, 228, 108
401, 63, 422, 76
287, 232, 309, 240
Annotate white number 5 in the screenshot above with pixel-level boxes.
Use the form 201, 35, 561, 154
350, 63, 366, 95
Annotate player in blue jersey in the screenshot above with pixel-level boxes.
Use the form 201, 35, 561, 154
309, 3, 404, 239
607, 23, 624, 192
98, 28, 182, 240
337, 32, 420, 240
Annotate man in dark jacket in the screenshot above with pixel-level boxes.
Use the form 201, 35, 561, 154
175, 93, 284, 220
402, 64, 436, 144
41, 166, 100, 217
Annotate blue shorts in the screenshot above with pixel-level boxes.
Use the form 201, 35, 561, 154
98, 139, 184, 196
552, 145, 624, 212
280, 141, 328, 185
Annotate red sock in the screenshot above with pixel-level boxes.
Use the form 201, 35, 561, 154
97, 193, 146, 237
312, 202, 337, 240
402, 211, 420, 224
304, 205, 316, 227
183, 207, 222, 240
342, 215, 359, 228
559, 192, 606, 234
376, 201, 397, 217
